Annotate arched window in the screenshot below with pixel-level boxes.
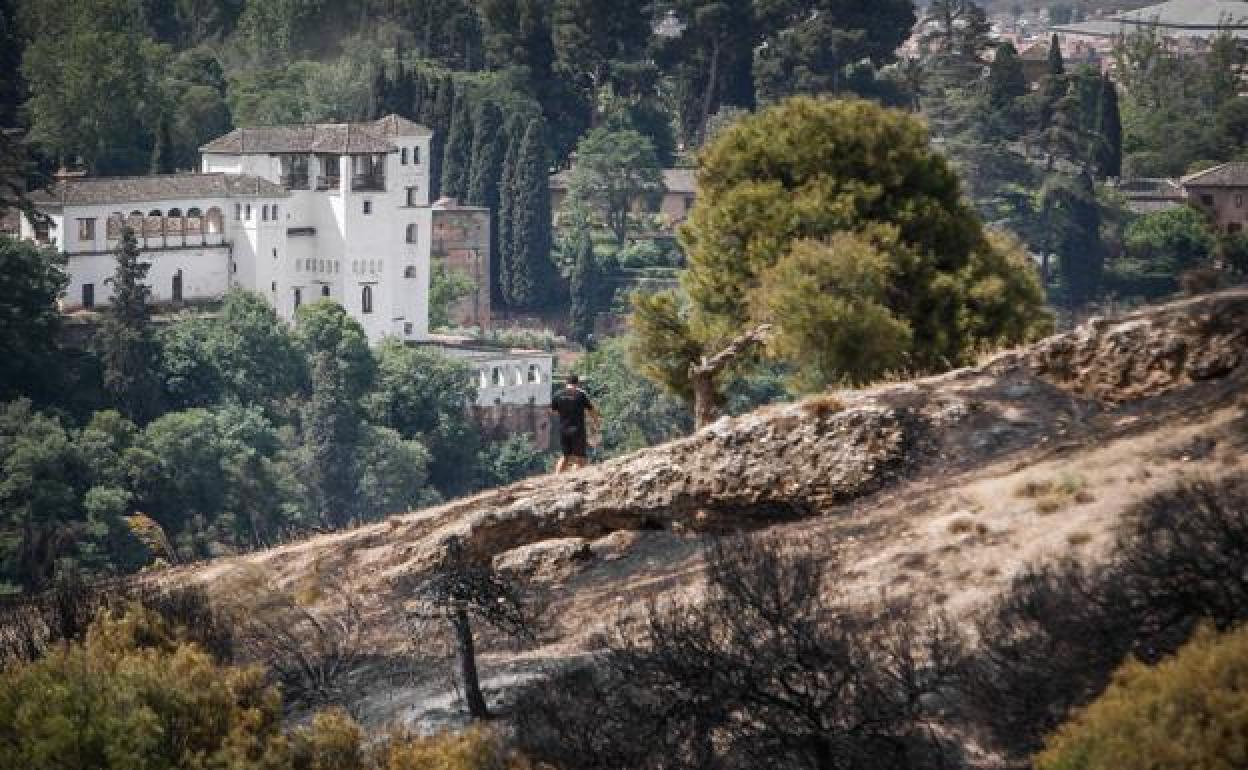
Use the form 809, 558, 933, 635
527, 364, 541, 384
144, 210, 164, 240
205, 207, 223, 235
479, 370, 489, 388
361, 285, 373, 314
491, 367, 503, 386
512, 367, 524, 386
172, 269, 183, 302
403, 266, 417, 278
405, 223, 418, 243
127, 210, 144, 234
186, 207, 203, 236
166, 207, 184, 236
106, 212, 124, 239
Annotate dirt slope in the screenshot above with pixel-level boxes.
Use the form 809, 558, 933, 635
167, 289, 1248, 728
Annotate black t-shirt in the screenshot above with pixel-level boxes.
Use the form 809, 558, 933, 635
551, 387, 593, 434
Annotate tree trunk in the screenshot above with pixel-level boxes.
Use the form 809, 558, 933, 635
688, 324, 771, 429
452, 606, 490, 719
698, 38, 722, 144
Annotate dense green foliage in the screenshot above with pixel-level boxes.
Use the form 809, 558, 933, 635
1036, 625, 1248, 770
0, 237, 67, 402
562, 126, 663, 247
96, 228, 163, 423
502, 118, 554, 309
0, 605, 537, 769
634, 97, 1049, 403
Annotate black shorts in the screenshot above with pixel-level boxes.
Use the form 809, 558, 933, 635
560, 427, 588, 458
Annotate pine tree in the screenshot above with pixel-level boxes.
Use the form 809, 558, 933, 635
96, 227, 162, 423
441, 93, 475, 201
496, 116, 526, 308
505, 118, 552, 309
568, 227, 600, 343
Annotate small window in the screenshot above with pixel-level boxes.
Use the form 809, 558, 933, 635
272, 204, 279, 219
77, 218, 95, 242
272, 248, 278, 258
261, 205, 268, 221
363, 200, 372, 215
293, 287, 302, 309
404, 322, 413, 336
412, 146, 420, 164
321, 285, 330, 297
271, 281, 277, 292
1231, 222, 1244, 234
82, 283, 94, 309
527, 364, 541, 384
231, 261, 237, 273
172, 270, 183, 302
245, 204, 252, 220
491, 367, 503, 386
404, 266, 417, 278
1202, 194, 1214, 207
406, 223, 418, 243
234, 203, 242, 221
401, 147, 408, 165
361, 285, 373, 314
406, 187, 418, 206
1236, 194, 1243, 208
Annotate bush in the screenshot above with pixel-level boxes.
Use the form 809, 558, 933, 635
513, 536, 963, 769
1035, 624, 1248, 770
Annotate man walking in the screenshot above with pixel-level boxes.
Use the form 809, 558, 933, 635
551, 374, 599, 473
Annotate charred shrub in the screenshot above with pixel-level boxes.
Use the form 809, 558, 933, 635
961, 475, 1248, 757
514, 536, 964, 770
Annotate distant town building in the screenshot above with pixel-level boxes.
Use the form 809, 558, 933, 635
1051, 0, 1248, 44
549, 167, 698, 232
1182, 162, 1248, 233
1115, 177, 1187, 213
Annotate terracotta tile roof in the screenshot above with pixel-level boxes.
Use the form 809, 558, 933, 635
201, 114, 431, 154
29, 173, 289, 206
1181, 162, 1248, 188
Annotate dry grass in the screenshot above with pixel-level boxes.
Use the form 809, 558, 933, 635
1017, 472, 1092, 515
1066, 531, 1093, 547
801, 394, 845, 419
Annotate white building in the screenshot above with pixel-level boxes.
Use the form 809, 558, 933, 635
24, 114, 433, 344
19, 115, 554, 415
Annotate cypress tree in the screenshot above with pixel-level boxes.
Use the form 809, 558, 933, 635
441, 93, 475, 201
568, 226, 599, 343
1099, 75, 1122, 178
1047, 33, 1065, 76
150, 117, 175, 174
468, 102, 507, 307
303, 352, 361, 529
96, 227, 162, 423
505, 118, 552, 309
427, 75, 455, 199
370, 62, 387, 119
497, 115, 526, 308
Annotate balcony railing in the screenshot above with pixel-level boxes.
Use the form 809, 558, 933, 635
281, 173, 310, 190
351, 174, 385, 192
316, 175, 340, 191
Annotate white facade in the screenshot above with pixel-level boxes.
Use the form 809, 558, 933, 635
22, 115, 436, 345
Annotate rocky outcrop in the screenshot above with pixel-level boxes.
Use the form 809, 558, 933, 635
1025, 291, 1248, 402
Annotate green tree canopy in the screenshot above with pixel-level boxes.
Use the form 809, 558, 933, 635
563, 126, 663, 246
635, 97, 1049, 411
96, 228, 162, 423
0, 237, 67, 403
1036, 625, 1248, 770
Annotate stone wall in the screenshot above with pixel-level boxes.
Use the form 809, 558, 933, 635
431, 206, 491, 329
